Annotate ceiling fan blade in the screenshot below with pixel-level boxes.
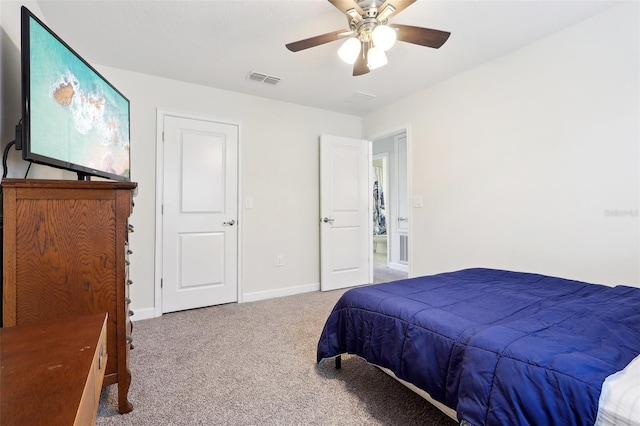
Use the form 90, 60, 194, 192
328, 0, 364, 16
377, 0, 416, 20
394, 24, 451, 49
286, 30, 345, 52
353, 42, 369, 76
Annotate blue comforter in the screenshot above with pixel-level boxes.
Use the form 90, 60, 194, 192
317, 268, 640, 426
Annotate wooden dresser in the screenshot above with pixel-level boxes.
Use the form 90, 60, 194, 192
0, 313, 108, 425
2, 178, 137, 414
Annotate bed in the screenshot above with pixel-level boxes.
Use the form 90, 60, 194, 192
316, 268, 640, 426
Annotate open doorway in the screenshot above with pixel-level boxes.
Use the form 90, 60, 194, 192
373, 154, 389, 265
372, 131, 409, 284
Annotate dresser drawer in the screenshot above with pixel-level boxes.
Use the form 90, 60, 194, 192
75, 314, 108, 425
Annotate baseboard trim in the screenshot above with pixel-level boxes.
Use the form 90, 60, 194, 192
133, 284, 321, 319
242, 282, 320, 303
131, 307, 156, 321
389, 262, 408, 273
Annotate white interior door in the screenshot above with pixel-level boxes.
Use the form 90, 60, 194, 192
396, 134, 409, 233
320, 134, 371, 291
162, 115, 238, 313
392, 134, 409, 269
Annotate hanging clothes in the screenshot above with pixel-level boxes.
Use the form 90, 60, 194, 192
373, 179, 386, 235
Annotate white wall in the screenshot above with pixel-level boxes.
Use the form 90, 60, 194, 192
364, 3, 640, 287
0, 2, 362, 317
1, 1, 65, 180
67, 67, 362, 314
0, 1, 19, 148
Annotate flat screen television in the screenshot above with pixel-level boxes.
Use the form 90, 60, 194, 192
19, 6, 130, 181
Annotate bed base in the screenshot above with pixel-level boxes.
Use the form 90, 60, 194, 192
332, 355, 458, 422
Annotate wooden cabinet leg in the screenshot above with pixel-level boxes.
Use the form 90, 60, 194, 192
117, 372, 133, 414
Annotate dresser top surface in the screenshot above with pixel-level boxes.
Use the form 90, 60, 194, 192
1, 178, 137, 191
0, 313, 108, 424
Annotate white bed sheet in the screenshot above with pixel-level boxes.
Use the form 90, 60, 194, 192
596, 354, 640, 426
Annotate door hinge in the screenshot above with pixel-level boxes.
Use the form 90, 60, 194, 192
161, 204, 163, 214
162, 131, 165, 142
160, 278, 163, 288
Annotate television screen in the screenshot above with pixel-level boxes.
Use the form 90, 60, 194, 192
21, 6, 130, 181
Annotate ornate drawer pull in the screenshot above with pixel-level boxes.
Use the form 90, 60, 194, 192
125, 260, 130, 266
127, 249, 133, 255
126, 336, 133, 345
128, 310, 134, 317
127, 279, 133, 286
128, 224, 135, 233
125, 297, 131, 304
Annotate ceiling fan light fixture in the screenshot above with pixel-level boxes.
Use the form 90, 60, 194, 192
338, 37, 362, 64
285, 0, 450, 77
367, 46, 387, 70
372, 24, 396, 51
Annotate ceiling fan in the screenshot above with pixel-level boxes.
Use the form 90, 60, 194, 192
286, 0, 451, 76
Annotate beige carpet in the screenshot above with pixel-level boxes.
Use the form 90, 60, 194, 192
96, 288, 457, 425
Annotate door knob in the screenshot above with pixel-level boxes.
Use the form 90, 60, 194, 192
323, 217, 334, 223
223, 219, 236, 226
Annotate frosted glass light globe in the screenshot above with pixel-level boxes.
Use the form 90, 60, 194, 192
367, 47, 388, 69
372, 25, 396, 51
338, 38, 362, 64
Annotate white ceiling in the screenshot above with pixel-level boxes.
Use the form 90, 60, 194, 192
35, 0, 621, 117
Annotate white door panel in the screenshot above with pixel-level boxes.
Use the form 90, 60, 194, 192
331, 227, 363, 270
394, 134, 409, 267
320, 134, 371, 291
181, 132, 225, 212
162, 116, 238, 313
396, 135, 408, 232
371, 131, 410, 275
179, 233, 224, 288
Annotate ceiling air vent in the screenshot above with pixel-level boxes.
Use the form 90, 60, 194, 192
263, 76, 281, 85
247, 71, 281, 86
344, 91, 376, 104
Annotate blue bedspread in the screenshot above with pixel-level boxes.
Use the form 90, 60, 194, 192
317, 268, 640, 426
